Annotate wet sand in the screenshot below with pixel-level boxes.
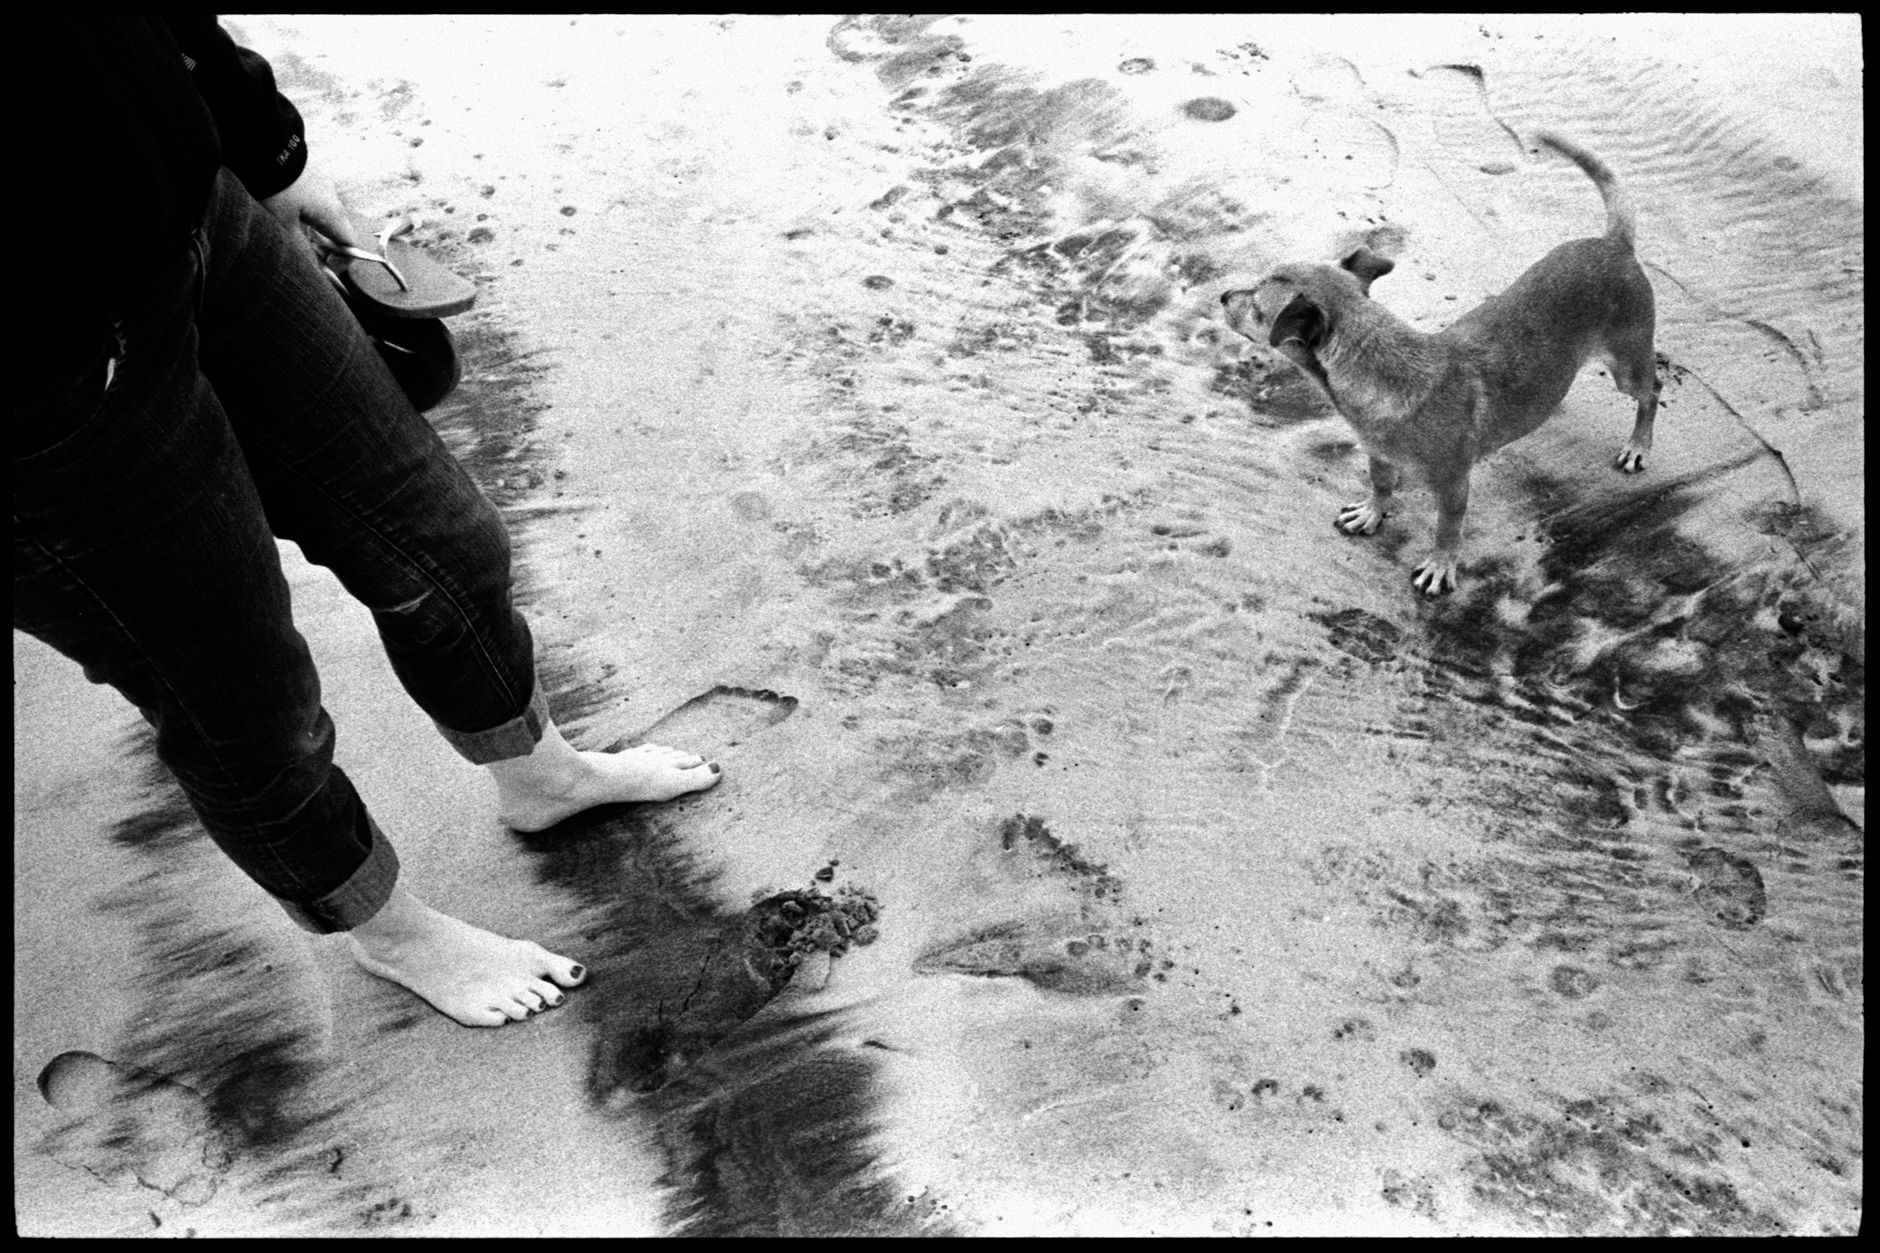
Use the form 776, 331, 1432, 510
14, 15, 1862, 1235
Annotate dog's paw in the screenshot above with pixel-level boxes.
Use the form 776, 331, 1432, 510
1613, 446, 1648, 474
1334, 500, 1386, 535
1410, 555, 1459, 596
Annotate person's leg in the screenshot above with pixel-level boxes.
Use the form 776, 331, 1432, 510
13, 236, 407, 951
191, 169, 720, 824
185, 170, 719, 1017
14, 183, 568, 1029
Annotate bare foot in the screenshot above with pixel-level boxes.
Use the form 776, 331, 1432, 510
348, 886, 585, 1028
494, 742, 721, 832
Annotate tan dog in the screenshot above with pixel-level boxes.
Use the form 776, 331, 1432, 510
1220, 132, 1659, 594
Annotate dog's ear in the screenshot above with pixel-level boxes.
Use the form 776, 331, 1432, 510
1339, 247, 1395, 295
1268, 293, 1326, 350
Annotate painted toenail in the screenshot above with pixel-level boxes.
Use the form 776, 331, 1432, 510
709, 763, 721, 774
569, 965, 585, 980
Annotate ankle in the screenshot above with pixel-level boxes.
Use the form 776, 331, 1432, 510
486, 720, 590, 797
491, 756, 585, 797
351, 885, 428, 942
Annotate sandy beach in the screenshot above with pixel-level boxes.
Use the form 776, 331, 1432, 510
14, 14, 1863, 1235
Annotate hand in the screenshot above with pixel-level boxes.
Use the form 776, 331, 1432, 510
260, 157, 357, 251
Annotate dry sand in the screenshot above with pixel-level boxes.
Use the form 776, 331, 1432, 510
14, 14, 1863, 1235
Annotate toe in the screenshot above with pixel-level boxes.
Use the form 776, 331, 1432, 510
500, 997, 534, 1022
547, 957, 587, 988
529, 977, 566, 1009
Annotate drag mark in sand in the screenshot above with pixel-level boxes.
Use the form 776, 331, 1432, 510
579, 882, 880, 1100
648, 1012, 960, 1236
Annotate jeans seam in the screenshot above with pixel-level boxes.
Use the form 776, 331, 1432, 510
190, 226, 209, 323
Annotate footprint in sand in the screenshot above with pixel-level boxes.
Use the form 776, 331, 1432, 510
912, 813, 1157, 996
37, 1050, 231, 1205
1686, 847, 1767, 930
1417, 62, 1524, 162
914, 919, 1146, 995
613, 685, 798, 758
1313, 606, 1405, 666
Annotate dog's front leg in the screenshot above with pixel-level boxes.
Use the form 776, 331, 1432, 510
1410, 472, 1469, 596
1335, 455, 1398, 535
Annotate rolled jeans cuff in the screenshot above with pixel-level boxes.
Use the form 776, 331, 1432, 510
434, 678, 549, 765
275, 813, 402, 934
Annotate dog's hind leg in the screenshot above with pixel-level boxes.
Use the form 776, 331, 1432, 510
1335, 455, 1399, 535
1607, 337, 1660, 473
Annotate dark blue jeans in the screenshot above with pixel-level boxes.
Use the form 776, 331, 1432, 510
14, 167, 550, 934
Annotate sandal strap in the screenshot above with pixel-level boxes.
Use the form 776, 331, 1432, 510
322, 243, 411, 292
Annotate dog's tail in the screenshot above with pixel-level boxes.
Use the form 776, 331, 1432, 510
1534, 130, 1635, 250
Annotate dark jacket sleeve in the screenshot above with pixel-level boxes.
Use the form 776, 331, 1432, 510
16, 15, 313, 391
164, 14, 308, 199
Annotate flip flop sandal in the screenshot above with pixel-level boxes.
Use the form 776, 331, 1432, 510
317, 260, 462, 413
343, 279, 463, 412
356, 295, 462, 413
318, 211, 477, 319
